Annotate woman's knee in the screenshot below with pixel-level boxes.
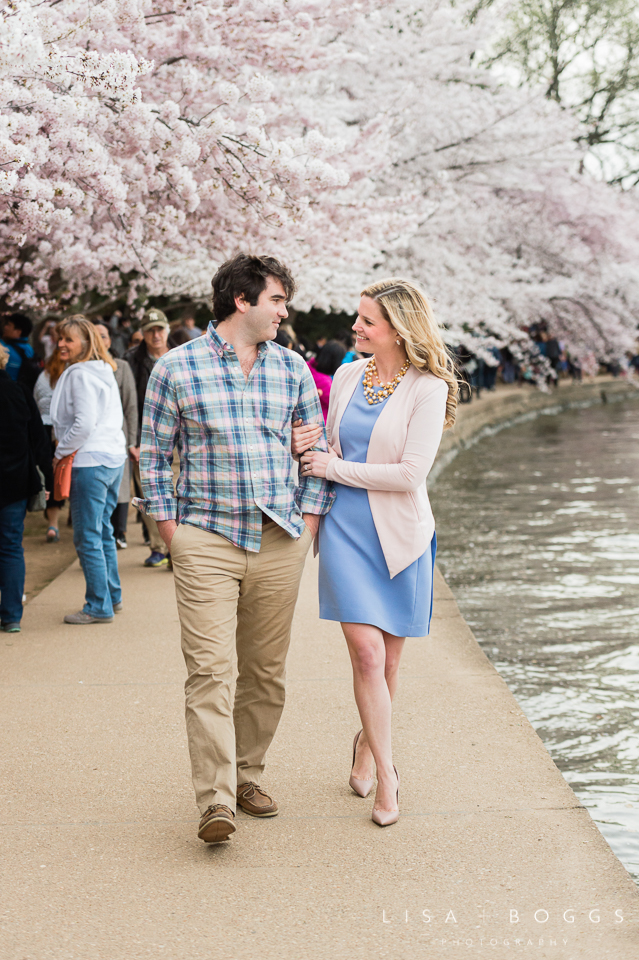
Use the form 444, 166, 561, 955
349, 639, 385, 677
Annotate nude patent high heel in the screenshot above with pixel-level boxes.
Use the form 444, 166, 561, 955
349, 730, 375, 798
371, 766, 399, 827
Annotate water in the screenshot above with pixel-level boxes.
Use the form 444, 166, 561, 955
430, 399, 639, 881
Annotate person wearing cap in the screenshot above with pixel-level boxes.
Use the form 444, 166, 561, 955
124, 309, 177, 566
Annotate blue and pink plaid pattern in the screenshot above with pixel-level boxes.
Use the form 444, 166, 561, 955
139, 323, 334, 551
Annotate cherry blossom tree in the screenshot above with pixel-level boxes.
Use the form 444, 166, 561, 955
2, 0, 637, 369
329, 0, 639, 365
0, 0, 401, 313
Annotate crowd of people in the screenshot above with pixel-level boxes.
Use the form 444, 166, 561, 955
0, 306, 202, 632
452, 323, 588, 401
0, 299, 623, 636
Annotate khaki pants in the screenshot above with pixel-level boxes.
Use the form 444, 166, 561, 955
170, 520, 313, 813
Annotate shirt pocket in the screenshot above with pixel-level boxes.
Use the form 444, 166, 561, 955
260, 390, 293, 432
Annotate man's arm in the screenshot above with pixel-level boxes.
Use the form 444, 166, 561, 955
139, 361, 180, 525
293, 364, 335, 521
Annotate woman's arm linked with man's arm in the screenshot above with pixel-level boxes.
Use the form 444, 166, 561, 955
300, 379, 447, 489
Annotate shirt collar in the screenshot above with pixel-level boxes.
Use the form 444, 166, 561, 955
206, 323, 232, 358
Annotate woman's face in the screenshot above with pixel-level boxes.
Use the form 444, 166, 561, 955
352, 296, 398, 354
94, 324, 112, 351
57, 329, 85, 363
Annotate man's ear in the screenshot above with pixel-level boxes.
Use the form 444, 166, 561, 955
234, 294, 249, 315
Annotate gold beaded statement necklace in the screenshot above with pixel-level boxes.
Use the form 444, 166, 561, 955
362, 357, 411, 405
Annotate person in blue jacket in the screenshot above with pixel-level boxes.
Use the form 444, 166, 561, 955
1, 314, 35, 383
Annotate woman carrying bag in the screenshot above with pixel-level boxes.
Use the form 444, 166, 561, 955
50, 317, 126, 624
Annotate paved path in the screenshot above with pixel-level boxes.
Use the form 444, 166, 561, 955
2, 541, 639, 960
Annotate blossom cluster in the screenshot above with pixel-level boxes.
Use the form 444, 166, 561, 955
0, 0, 399, 313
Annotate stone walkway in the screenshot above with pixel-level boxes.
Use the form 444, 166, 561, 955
1, 541, 638, 959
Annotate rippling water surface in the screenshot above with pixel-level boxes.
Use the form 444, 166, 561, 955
430, 399, 639, 881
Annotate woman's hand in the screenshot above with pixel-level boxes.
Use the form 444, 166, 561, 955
291, 418, 323, 459
300, 447, 337, 479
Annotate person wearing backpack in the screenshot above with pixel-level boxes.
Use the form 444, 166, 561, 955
1, 314, 42, 393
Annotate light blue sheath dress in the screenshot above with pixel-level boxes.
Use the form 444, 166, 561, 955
318, 380, 437, 637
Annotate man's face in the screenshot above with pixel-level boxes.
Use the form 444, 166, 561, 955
2, 321, 20, 340
143, 324, 169, 352
241, 278, 289, 344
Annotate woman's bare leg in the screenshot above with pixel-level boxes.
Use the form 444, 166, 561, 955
45, 505, 61, 531
353, 630, 405, 783
342, 622, 404, 812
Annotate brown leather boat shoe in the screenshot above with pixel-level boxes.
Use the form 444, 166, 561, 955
236, 782, 279, 818
198, 804, 236, 843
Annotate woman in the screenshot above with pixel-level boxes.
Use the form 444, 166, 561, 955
34, 347, 66, 541
295, 279, 457, 825
93, 321, 139, 549
50, 317, 126, 624
307, 340, 346, 422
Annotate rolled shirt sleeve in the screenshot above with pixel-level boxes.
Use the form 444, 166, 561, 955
139, 360, 179, 521
294, 364, 335, 515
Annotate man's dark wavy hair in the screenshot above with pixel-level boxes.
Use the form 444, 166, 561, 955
210, 253, 296, 324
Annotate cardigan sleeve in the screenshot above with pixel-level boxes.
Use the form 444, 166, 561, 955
325, 377, 448, 492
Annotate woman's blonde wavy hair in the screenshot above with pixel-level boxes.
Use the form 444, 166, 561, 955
56, 316, 116, 372
361, 278, 458, 428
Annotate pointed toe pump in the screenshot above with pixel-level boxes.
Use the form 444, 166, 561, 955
349, 730, 375, 798
371, 766, 400, 827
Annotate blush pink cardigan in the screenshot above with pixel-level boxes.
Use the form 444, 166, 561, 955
320, 358, 448, 579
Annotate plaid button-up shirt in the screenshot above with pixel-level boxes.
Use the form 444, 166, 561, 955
138, 323, 334, 551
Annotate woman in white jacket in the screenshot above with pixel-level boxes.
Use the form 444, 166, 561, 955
50, 318, 126, 624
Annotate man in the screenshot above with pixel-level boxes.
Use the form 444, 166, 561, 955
1, 314, 40, 391
139, 254, 333, 843
93, 321, 139, 550
124, 308, 176, 566
109, 312, 134, 359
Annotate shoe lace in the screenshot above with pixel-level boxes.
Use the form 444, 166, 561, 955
202, 804, 233, 819
239, 782, 270, 800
